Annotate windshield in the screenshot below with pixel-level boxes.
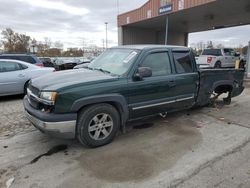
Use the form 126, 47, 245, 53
88, 48, 139, 76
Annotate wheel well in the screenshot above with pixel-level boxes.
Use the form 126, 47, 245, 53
77, 101, 125, 131
24, 80, 30, 93
215, 61, 221, 66
214, 85, 232, 94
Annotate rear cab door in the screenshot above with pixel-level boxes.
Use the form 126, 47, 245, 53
170, 48, 199, 109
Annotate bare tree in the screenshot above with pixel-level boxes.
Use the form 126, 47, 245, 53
206, 41, 213, 48
216, 43, 224, 48
1, 28, 31, 53
1, 28, 17, 52
15, 34, 31, 53
54, 41, 64, 49
44, 37, 52, 50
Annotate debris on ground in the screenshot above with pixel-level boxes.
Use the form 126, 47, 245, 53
196, 122, 205, 128
6, 177, 15, 188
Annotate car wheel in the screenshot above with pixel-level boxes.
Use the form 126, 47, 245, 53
214, 62, 221, 68
77, 103, 120, 147
239, 61, 245, 69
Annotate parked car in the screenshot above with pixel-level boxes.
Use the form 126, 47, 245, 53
39, 57, 54, 67
54, 58, 82, 70
195, 48, 240, 68
24, 45, 244, 147
0, 59, 54, 96
79, 57, 91, 64
0, 54, 46, 67
73, 63, 90, 69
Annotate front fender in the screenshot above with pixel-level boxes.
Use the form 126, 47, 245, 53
71, 94, 129, 131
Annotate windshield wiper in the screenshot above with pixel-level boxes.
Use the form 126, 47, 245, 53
92, 68, 111, 74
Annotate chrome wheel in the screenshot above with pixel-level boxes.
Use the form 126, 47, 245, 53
88, 113, 113, 141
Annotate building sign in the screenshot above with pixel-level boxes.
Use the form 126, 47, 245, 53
159, 0, 173, 15
126, 16, 130, 24
147, 10, 152, 18
178, 0, 184, 10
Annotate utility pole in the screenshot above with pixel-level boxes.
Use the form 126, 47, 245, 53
102, 39, 105, 51
247, 41, 250, 78
105, 22, 108, 49
165, 16, 169, 45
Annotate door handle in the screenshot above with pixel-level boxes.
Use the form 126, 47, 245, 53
18, 74, 25, 78
168, 80, 176, 87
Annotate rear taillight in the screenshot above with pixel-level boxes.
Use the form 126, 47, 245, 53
207, 57, 213, 64
36, 63, 44, 67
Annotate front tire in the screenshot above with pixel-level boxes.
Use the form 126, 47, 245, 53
76, 104, 120, 147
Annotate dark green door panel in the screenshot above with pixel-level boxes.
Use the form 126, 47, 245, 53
174, 72, 199, 105
128, 75, 177, 119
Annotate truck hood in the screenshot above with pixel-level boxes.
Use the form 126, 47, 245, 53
31, 69, 117, 91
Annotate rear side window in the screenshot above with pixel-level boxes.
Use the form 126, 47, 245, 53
202, 49, 222, 56
0, 55, 36, 64
223, 49, 234, 56
18, 56, 36, 64
0, 61, 21, 72
173, 51, 193, 74
140, 52, 172, 76
0, 56, 16, 60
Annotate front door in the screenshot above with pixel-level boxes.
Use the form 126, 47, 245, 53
0, 61, 26, 95
128, 50, 177, 119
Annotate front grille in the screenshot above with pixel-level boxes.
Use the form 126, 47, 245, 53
27, 84, 55, 112
27, 84, 40, 109
29, 85, 40, 96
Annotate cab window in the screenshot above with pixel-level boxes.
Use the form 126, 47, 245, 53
140, 52, 172, 76
173, 51, 193, 74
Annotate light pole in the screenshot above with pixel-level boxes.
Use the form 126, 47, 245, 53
105, 22, 108, 49
247, 41, 250, 78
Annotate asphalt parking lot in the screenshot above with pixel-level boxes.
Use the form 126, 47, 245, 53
1, 86, 250, 188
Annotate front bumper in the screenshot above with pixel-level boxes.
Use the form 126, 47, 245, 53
23, 96, 77, 139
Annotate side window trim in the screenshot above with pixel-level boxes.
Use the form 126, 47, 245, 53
138, 50, 173, 77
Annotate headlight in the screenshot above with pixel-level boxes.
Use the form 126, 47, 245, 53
40, 91, 57, 103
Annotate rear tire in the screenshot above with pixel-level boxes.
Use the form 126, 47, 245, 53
76, 103, 120, 147
214, 61, 221, 68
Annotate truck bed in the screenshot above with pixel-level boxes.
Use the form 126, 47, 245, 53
196, 68, 245, 106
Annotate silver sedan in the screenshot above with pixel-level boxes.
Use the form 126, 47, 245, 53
0, 59, 54, 96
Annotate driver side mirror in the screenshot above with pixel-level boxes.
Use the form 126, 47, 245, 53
133, 67, 152, 81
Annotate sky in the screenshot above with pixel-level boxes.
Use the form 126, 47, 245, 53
0, 0, 249, 49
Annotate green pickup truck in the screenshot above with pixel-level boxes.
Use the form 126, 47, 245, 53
24, 45, 245, 147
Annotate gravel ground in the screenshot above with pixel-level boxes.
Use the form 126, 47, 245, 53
0, 95, 34, 139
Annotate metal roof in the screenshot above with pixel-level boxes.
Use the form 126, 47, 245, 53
111, 45, 190, 50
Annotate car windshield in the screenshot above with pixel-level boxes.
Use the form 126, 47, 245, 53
88, 48, 139, 76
